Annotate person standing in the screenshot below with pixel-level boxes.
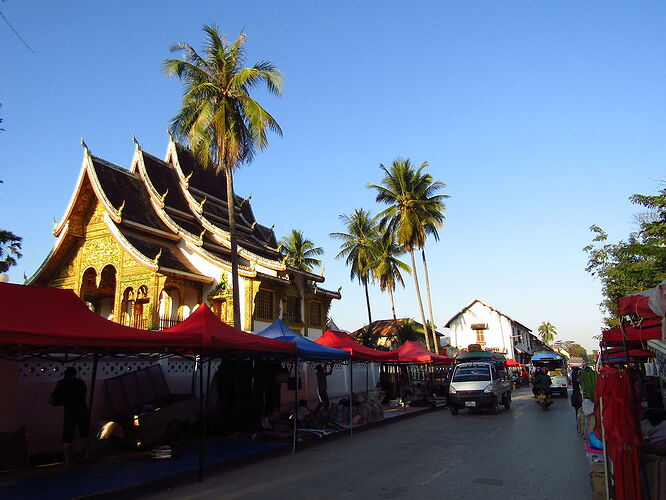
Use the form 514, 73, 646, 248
49, 367, 90, 465
314, 363, 334, 414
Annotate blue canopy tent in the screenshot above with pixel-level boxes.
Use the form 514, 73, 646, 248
257, 319, 350, 361
257, 320, 351, 450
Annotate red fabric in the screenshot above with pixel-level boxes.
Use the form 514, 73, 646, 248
505, 358, 520, 367
617, 293, 657, 319
164, 304, 295, 354
601, 319, 662, 346
394, 340, 454, 364
315, 330, 398, 362
594, 367, 642, 500
0, 283, 200, 351
604, 347, 652, 358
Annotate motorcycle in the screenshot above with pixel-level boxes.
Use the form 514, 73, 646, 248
536, 389, 552, 410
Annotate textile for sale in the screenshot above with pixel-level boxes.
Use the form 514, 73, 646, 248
595, 367, 643, 500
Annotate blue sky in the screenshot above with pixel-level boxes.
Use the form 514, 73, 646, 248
1, 1, 664, 352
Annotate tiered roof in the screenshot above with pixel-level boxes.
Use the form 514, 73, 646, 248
29, 136, 338, 298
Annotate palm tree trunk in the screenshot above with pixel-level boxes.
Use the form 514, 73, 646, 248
363, 278, 373, 326
409, 249, 430, 352
224, 166, 241, 329
388, 286, 400, 346
421, 248, 438, 353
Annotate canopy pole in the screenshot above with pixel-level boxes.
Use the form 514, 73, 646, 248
292, 357, 299, 453
349, 360, 353, 436
197, 353, 206, 483
365, 363, 369, 396
88, 354, 99, 413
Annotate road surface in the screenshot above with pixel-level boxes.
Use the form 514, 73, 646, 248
142, 388, 590, 499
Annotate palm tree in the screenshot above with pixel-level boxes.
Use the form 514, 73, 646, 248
281, 230, 323, 273
0, 230, 22, 273
370, 229, 410, 333
538, 321, 557, 346
164, 25, 283, 328
369, 158, 448, 351
330, 208, 378, 327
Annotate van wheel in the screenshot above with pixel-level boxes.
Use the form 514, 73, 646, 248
450, 407, 459, 415
166, 420, 187, 447
503, 395, 511, 410
491, 398, 500, 415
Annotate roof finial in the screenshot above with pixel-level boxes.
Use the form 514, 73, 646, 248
270, 223, 275, 231
337, 285, 343, 294
241, 194, 252, 207
80, 137, 89, 153
184, 171, 193, 184
153, 248, 163, 266
276, 243, 283, 253
160, 188, 169, 203
250, 221, 257, 229
199, 229, 206, 242
320, 267, 325, 277
132, 135, 141, 151
167, 128, 174, 141
116, 200, 126, 217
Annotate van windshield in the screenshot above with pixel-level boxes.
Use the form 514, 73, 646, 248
453, 365, 491, 382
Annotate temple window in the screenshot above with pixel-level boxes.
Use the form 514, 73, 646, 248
159, 287, 181, 329
309, 301, 322, 327
80, 265, 116, 320
121, 287, 135, 326
284, 295, 301, 324
254, 289, 274, 321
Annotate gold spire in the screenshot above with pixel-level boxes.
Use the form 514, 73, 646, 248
132, 135, 141, 151
153, 248, 163, 266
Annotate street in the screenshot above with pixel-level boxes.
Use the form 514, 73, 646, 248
142, 388, 591, 500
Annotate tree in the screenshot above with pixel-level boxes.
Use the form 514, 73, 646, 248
395, 319, 427, 346
370, 229, 410, 333
0, 230, 22, 273
584, 186, 666, 326
165, 25, 283, 328
280, 229, 323, 273
330, 208, 378, 328
537, 321, 557, 345
369, 158, 448, 351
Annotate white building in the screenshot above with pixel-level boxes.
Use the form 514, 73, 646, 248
444, 299, 534, 362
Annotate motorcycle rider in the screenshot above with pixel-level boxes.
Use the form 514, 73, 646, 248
532, 367, 552, 397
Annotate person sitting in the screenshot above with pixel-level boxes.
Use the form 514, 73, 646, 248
532, 367, 552, 396
294, 399, 316, 428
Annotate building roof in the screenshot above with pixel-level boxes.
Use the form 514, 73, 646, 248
351, 318, 444, 340
444, 298, 532, 332
29, 137, 323, 288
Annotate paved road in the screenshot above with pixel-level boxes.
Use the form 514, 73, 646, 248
143, 388, 590, 499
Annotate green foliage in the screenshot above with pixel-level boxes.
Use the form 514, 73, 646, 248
370, 229, 410, 295
0, 230, 22, 273
537, 321, 557, 345
583, 186, 666, 326
395, 319, 427, 345
164, 25, 283, 173
330, 208, 378, 285
368, 158, 448, 251
280, 229, 323, 273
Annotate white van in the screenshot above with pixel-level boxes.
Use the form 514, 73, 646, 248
448, 362, 512, 415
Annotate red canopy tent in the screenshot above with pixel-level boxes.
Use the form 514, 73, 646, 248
617, 282, 666, 319
601, 319, 662, 347
0, 282, 200, 354
314, 330, 398, 362
394, 340, 454, 364
505, 358, 520, 367
163, 304, 296, 356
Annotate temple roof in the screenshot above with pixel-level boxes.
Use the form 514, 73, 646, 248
30, 137, 310, 286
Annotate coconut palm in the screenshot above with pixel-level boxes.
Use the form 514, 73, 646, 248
370, 229, 410, 333
164, 25, 283, 328
0, 230, 22, 273
281, 230, 323, 273
369, 158, 448, 351
538, 321, 557, 346
330, 208, 378, 327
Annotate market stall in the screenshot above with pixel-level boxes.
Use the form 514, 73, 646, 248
0, 283, 297, 482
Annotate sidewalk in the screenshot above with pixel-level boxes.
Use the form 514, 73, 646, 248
0, 405, 437, 500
